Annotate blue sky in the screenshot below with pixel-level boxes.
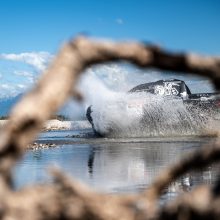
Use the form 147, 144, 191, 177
0, 0, 220, 54
0, 0, 219, 104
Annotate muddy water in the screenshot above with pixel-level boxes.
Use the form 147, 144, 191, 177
13, 129, 220, 200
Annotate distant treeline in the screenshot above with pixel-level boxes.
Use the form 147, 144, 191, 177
50, 114, 70, 121
0, 116, 9, 120
0, 114, 69, 121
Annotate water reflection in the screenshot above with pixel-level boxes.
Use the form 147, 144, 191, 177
88, 148, 95, 176
14, 137, 220, 197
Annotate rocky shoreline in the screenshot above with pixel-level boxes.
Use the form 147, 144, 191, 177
27, 142, 57, 150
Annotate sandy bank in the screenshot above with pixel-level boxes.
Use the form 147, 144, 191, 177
0, 119, 90, 131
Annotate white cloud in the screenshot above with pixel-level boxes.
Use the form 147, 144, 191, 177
13, 70, 33, 77
0, 52, 53, 71
1, 84, 11, 89
0, 85, 10, 99
0, 51, 53, 99
0, 83, 26, 99
115, 18, 124, 25
13, 70, 36, 83
17, 84, 26, 89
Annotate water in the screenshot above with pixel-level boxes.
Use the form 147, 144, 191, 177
13, 128, 220, 199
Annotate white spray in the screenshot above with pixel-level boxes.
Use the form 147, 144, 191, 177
67, 64, 218, 137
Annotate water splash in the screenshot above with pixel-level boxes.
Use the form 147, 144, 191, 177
89, 92, 220, 137
67, 64, 218, 137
